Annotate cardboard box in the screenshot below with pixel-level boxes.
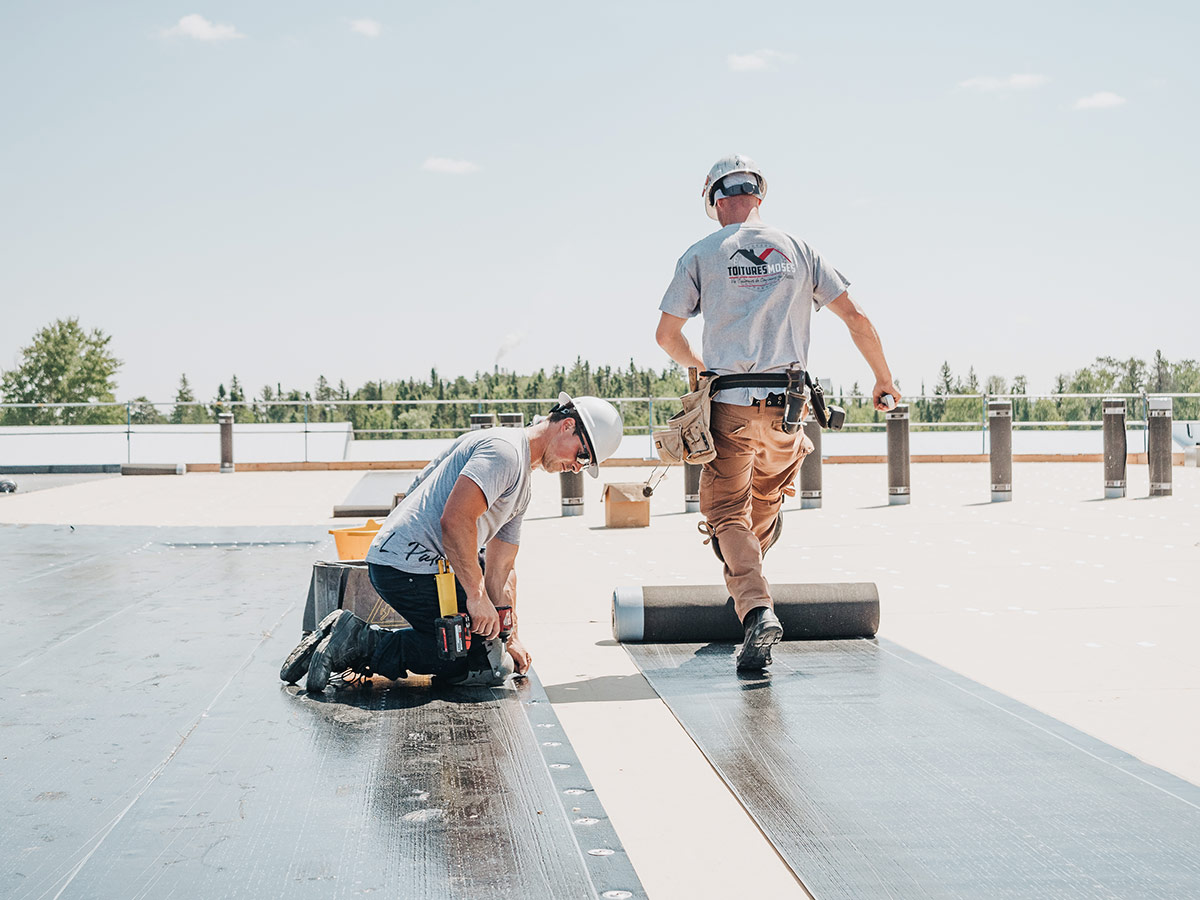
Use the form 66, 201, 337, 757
603, 482, 651, 528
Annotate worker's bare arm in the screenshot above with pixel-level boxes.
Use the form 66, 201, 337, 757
826, 292, 900, 410
484, 540, 530, 673
655, 312, 705, 371
440, 476, 500, 639
483, 537, 518, 611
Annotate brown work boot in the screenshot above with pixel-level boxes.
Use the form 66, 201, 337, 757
736, 606, 783, 670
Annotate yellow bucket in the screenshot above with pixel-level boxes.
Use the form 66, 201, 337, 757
329, 519, 382, 560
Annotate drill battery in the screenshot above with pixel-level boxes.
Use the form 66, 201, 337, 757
435, 606, 513, 660
436, 612, 471, 659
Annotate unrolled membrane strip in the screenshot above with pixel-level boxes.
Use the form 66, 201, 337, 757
612, 583, 879, 643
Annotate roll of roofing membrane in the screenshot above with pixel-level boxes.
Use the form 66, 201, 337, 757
613, 582, 879, 643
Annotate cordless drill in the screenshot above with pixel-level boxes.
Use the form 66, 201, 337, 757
434, 560, 513, 659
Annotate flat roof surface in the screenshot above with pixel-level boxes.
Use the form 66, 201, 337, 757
1, 462, 1196, 898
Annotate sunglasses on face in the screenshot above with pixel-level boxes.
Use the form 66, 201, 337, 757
552, 403, 594, 467
575, 433, 592, 466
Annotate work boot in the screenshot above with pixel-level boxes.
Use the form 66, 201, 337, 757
306, 611, 378, 692
736, 606, 783, 671
437, 638, 515, 687
279, 610, 341, 684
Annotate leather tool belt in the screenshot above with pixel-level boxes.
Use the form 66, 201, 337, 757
652, 366, 844, 466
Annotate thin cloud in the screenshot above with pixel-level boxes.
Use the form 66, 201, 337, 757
422, 157, 480, 175
350, 19, 382, 38
958, 73, 1048, 92
1074, 91, 1126, 110
728, 49, 796, 72
160, 14, 244, 41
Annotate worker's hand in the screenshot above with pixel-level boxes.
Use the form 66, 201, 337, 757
507, 636, 532, 676
873, 380, 901, 411
466, 592, 501, 640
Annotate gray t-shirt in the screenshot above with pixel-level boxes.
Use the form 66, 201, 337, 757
366, 428, 531, 574
659, 221, 849, 406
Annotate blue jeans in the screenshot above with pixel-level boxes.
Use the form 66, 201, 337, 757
366, 563, 488, 679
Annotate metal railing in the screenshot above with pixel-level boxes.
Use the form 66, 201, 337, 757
2, 393, 1198, 463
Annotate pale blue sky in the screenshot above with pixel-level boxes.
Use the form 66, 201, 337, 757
2, 2, 1196, 401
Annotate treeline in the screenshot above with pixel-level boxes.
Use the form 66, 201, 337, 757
3, 319, 1198, 432
834, 353, 1200, 426
4, 351, 689, 435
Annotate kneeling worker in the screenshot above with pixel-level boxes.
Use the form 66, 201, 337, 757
282, 393, 624, 689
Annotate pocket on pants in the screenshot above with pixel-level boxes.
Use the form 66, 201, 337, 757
711, 406, 746, 435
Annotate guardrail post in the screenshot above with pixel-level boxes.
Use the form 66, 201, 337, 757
1148, 397, 1173, 497
799, 417, 822, 509
218, 412, 234, 474
126, 401, 132, 464
683, 462, 701, 513
560, 471, 584, 517
981, 393, 987, 454
1102, 397, 1127, 499
887, 403, 910, 505
988, 400, 1012, 502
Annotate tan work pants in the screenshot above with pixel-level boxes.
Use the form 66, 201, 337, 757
700, 401, 813, 623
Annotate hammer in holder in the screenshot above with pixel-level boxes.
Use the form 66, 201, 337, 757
782, 363, 807, 434
805, 371, 846, 431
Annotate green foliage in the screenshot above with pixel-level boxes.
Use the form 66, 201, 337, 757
304, 359, 690, 439
0, 318, 123, 424
129, 397, 167, 424
6, 325, 1197, 435
171, 374, 209, 425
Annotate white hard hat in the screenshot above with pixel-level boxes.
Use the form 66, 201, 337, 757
553, 392, 624, 479
702, 154, 767, 220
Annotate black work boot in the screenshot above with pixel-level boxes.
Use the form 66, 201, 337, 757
279, 610, 341, 684
306, 611, 378, 692
736, 606, 783, 671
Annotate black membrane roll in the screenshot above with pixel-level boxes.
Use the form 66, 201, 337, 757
612, 583, 879, 643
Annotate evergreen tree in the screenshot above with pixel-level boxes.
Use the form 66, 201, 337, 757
228, 375, 254, 423
210, 383, 228, 419
129, 396, 167, 424
172, 374, 208, 424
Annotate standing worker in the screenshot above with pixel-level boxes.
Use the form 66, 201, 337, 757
655, 154, 899, 671
281, 393, 624, 689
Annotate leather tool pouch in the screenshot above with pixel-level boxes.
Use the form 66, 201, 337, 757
652, 374, 717, 465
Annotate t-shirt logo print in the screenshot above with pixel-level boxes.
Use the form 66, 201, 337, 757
727, 246, 797, 292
